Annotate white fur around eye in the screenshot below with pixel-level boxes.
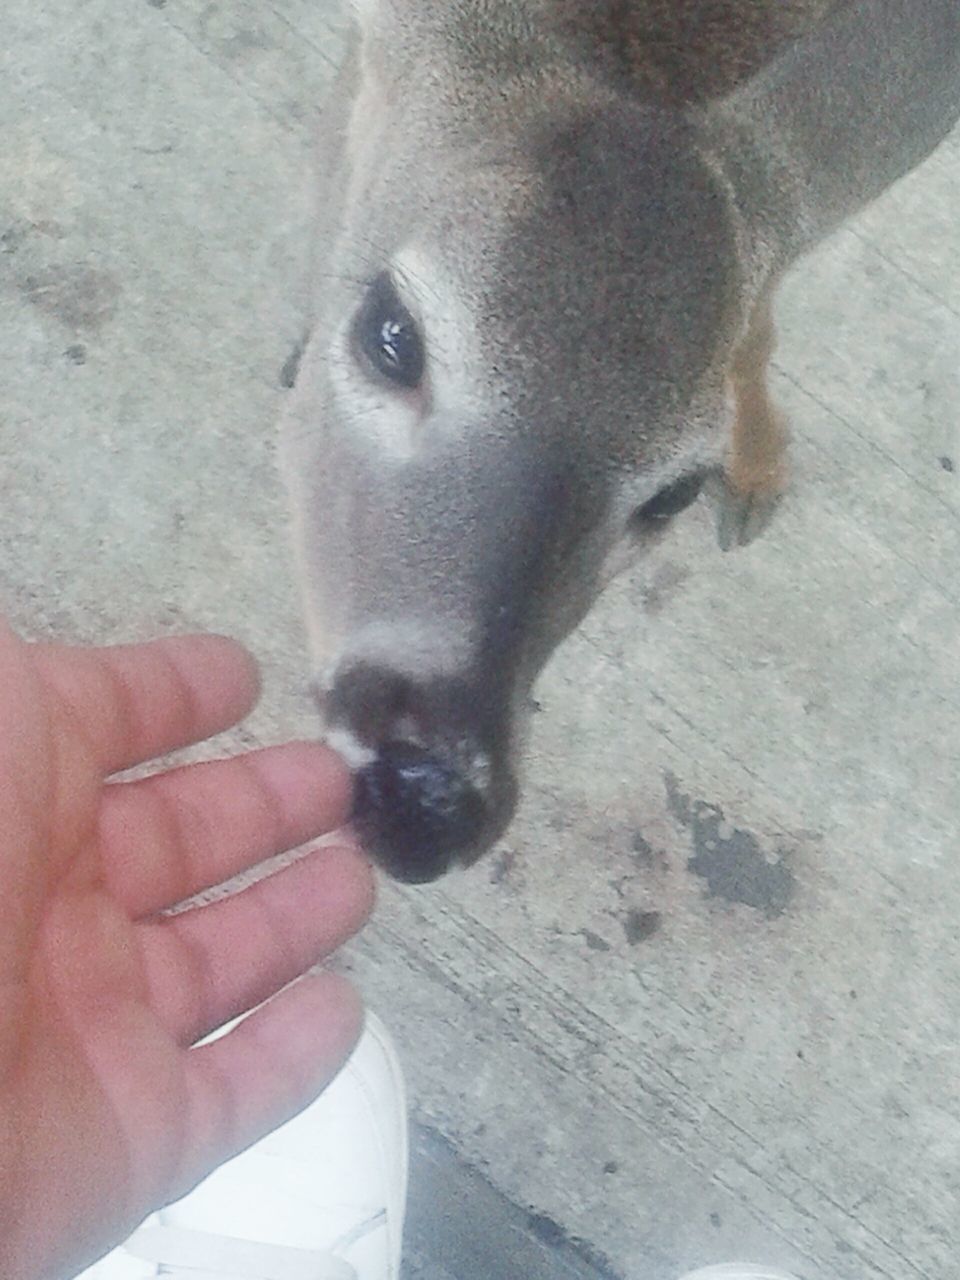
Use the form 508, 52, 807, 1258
392, 247, 492, 416
330, 315, 423, 461
328, 246, 497, 461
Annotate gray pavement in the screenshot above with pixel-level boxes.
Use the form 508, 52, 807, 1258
2, 4, 960, 1278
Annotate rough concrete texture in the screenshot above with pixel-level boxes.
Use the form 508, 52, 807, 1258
2, 4, 959, 1279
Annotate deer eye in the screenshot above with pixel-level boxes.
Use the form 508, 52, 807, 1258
631, 471, 706, 528
354, 272, 424, 389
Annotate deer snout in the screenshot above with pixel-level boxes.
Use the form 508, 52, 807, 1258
354, 741, 486, 883
320, 661, 511, 882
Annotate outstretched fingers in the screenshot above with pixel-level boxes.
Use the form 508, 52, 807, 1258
139, 841, 375, 1047
31, 633, 260, 776
100, 742, 355, 918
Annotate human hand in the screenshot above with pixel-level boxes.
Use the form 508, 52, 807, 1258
0, 617, 374, 1280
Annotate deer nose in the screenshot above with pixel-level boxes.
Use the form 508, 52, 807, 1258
353, 740, 487, 883
320, 664, 489, 882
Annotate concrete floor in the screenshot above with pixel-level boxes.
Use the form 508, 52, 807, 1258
3, 3, 960, 1278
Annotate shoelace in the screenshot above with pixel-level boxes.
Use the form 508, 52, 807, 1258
124, 1209, 387, 1280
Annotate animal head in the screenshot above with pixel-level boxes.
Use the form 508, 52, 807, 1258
280, 0, 753, 881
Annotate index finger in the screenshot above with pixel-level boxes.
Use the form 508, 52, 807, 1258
30, 633, 261, 775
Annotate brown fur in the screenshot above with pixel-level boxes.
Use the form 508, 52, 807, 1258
728, 286, 788, 499
553, 0, 843, 103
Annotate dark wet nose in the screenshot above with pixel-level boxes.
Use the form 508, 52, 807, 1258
352, 741, 486, 883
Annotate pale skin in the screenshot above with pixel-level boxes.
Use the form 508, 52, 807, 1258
0, 616, 376, 1280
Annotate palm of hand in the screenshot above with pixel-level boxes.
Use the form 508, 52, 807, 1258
0, 620, 373, 1280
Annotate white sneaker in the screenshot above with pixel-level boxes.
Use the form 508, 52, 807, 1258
75, 1010, 407, 1280
677, 1267, 802, 1279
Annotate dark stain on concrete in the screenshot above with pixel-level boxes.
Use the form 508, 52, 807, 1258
1, 224, 26, 255
280, 335, 306, 388
582, 930, 611, 953
608, 875, 631, 902
940, 455, 955, 473
631, 831, 656, 864
624, 909, 662, 944
221, 27, 277, 58
20, 266, 121, 331
665, 773, 795, 917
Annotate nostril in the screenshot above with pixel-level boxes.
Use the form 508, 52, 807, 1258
324, 664, 414, 747
353, 741, 486, 883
